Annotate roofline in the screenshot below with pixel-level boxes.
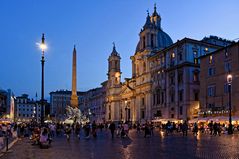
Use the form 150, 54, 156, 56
199, 41, 238, 59
148, 37, 222, 59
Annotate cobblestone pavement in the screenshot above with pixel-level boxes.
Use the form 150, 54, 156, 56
1, 130, 239, 159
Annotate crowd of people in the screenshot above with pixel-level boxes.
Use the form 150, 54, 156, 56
0, 119, 239, 150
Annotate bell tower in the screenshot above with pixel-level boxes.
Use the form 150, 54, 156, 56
107, 43, 121, 87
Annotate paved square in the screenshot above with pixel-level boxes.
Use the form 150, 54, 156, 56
1, 130, 239, 159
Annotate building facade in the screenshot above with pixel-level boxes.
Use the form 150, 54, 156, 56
105, 5, 228, 123
0, 89, 15, 120
199, 42, 239, 117
16, 94, 42, 122
79, 83, 106, 123
49, 90, 85, 121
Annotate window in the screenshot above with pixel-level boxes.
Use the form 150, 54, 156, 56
141, 109, 145, 119
208, 85, 216, 97
153, 94, 156, 105
115, 61, 118, 69
224, 83, 228, 94
151, 34, 154, 47
171, 53, 175, 58
178, 73, 183, 84
171, 114, 174, 118
170, 75, 174, 84
171, 92, 175, 103
178, 53, 182, 61
156, 89, 160, 105
225, 48, 229, 58
143, 36, 146, 48
194, 92, 199, 101
120, 109, 123, 119
194, 58, 198, 64
224, 62, 231, 73
209, 55, 213, 64
18, 114, 21, 117
170, 53, 175, 66
156, 110, 162, 117
141, 97, 145, 106
193, 72, 199, 82
179, 90, 183, 101
208, 68, 215, 76
180, 106, 183, 115
161, 92, 164, 104
193, 51, 198, 57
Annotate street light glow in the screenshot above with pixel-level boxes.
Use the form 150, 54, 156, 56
36, 42, 47, 52
227, 74, 232, 84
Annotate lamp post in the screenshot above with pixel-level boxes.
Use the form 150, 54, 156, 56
125, 100, 128, 122
227, 73, 233, 134
39, 33, 47, 125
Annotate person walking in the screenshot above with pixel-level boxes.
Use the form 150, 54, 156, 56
182, 121, 188, 136
123, 122, 129, 137
109, 122, 116, 139
193, 122, 198, 136
92, 121, 97, 138
208, 121, 213, 135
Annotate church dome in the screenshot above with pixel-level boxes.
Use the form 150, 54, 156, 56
157, 30, 173, 49
135, 5, 173, 53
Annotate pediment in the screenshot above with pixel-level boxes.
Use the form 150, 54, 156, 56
121, 86, 133, 94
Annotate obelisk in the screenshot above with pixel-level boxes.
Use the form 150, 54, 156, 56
70, 45, 78, 108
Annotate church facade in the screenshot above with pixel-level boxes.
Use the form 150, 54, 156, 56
105, 5, 223, 123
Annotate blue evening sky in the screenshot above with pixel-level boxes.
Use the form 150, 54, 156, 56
0, 0, 238, 99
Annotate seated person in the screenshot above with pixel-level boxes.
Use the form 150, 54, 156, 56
39, 128, 49, 148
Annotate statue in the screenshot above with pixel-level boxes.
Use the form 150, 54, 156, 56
64, 105, 91, 125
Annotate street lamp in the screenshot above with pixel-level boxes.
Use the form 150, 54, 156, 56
125, 100, 128, 122
39, 33, 47, 125
227, 73, 233, 134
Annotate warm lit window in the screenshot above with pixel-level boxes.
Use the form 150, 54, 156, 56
194, 58, 198, 64
209, 55, 213, 64
171, 52, 175, 58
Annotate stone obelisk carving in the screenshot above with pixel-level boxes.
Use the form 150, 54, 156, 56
70, 45, 78, 108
